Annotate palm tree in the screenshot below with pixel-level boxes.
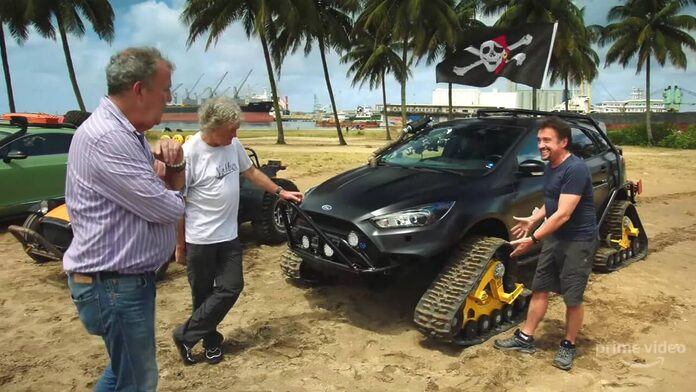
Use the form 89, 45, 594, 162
482, 0, 590, 110
182, 0, 289, 144
423, 0, 484, 120
356, 0, 459, 125
341, 28, 409, 140
0, 0, 30, 113
29, 0, 115, 112
273, 0, 358, 145
599, 0, 696, 144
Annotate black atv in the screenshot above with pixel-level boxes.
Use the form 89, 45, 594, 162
279, 109, 647, 346
9, 147, 298, 280
240, 148, 299, 244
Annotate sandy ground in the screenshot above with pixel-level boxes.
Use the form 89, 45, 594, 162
1, 137, 696, 392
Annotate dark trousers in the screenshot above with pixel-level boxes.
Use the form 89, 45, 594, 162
174, 239, 244, 348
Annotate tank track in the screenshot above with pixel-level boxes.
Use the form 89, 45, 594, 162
280, 248, 304, 280
414, 237, 530, 346
593, 200, 648, 272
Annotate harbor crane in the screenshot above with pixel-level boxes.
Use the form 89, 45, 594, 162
184, 73, 204, 104
201, 72, 229, 99
233, 69, 253, 99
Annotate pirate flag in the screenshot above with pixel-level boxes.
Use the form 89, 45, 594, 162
436, 23, 557, 89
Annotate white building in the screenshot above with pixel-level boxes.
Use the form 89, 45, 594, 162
431, 87, 563, 112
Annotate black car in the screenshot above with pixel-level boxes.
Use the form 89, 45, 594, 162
279, 109, 647, 346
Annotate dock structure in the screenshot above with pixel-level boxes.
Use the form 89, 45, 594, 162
376, 103, 495, 121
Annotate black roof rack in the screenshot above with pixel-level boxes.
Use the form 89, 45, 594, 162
476, 108, 593, 122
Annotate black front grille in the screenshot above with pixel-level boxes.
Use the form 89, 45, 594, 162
291, 212, 386, 269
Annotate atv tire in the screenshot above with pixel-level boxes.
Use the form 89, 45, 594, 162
21, 214, 54, 264
63, 110, 92, 127
253, 179, 299, 244
280, 249, 326, 285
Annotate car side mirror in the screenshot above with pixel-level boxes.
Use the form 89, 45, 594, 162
3, 150, 28, 163
517, 159, 545, 176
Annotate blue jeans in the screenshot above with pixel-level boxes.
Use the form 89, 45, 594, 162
68, 273, 157, 391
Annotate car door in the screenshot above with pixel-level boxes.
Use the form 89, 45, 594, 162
0, 132, 72, 215
510, 130, 545, 256
569, 127, 611, 216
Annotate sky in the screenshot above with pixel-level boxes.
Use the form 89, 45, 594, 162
1, 0, 695, 115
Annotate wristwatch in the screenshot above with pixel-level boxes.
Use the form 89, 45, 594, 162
274, 185, 284, 195
530, 233, 540, 244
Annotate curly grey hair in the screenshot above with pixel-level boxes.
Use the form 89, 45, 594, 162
106, 47, 174, 95
198, 96, 242, 133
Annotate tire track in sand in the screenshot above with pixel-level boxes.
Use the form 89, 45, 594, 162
648, 223, 696, 253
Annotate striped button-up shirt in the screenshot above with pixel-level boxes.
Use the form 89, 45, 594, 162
63, 97, 185, 274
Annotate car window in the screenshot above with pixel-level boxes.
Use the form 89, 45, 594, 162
381, 123, 525, 173
516, 131, 542, 164
585, 126, 610, 152
4, 133, 73, 156
570, 128, 600, 159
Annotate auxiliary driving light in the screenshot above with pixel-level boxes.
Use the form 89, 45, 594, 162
323, 244, 334, 257
347, 231, 359, 247
301, 235, 310, 249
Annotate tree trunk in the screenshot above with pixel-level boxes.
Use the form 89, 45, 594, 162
448, 83, 453, 120
564, 74, 569, 111
645, 56, 653, 144
0, 26, 16, 113
400, 41, 407, 126
382, 69, 391, 140
318, 35, 346, 145
57, 14, 85, 111
532, 87, 538, 110
260, 32, 285, 144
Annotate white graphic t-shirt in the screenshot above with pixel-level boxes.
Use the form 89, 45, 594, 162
182, 132, 253, 244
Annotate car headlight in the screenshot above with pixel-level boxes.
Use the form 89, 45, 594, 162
371, 202, 455, 229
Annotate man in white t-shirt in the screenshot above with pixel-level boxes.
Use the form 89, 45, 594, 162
172, 97, 303, 365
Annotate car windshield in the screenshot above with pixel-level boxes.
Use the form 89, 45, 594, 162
380, 122, 525, 174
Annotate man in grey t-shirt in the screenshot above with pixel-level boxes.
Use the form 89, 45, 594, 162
172, 97, 303, 365
494, 116, 598, 371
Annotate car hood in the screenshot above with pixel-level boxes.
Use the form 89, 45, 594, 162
301, 165, 486, 221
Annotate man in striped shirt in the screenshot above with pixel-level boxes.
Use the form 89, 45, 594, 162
63, 47, 184, 391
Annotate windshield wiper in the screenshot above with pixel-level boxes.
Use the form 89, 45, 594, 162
404, 166, 465, 176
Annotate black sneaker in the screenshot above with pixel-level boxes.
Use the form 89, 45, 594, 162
553, 340, 576, 370
172, 333, 197, 365
205, 346, 223, 364
493, 329, 536, 354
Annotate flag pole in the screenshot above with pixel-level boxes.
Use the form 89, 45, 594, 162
541, 21, 559, 89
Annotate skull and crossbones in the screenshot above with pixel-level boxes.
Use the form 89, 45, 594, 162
453, 34, 533, 76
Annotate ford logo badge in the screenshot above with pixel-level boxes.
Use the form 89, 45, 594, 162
321, 204, 333, 211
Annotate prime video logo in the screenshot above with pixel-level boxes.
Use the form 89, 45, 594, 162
595, 341, 687, 368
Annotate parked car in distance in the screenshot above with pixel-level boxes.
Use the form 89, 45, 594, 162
0, 115, 77, 220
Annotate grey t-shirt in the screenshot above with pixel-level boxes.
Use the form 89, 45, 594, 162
543, 154, 597, 241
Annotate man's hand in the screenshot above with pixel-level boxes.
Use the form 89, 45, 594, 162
153, 160, 166, 180
511, 215, 535, 239
175, 246, 186, 265
153, 139, 184, 166
279, 190, 304, 203
509, 237, 534, 257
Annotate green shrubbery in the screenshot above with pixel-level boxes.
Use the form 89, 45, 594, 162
608, 124, 696, 149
